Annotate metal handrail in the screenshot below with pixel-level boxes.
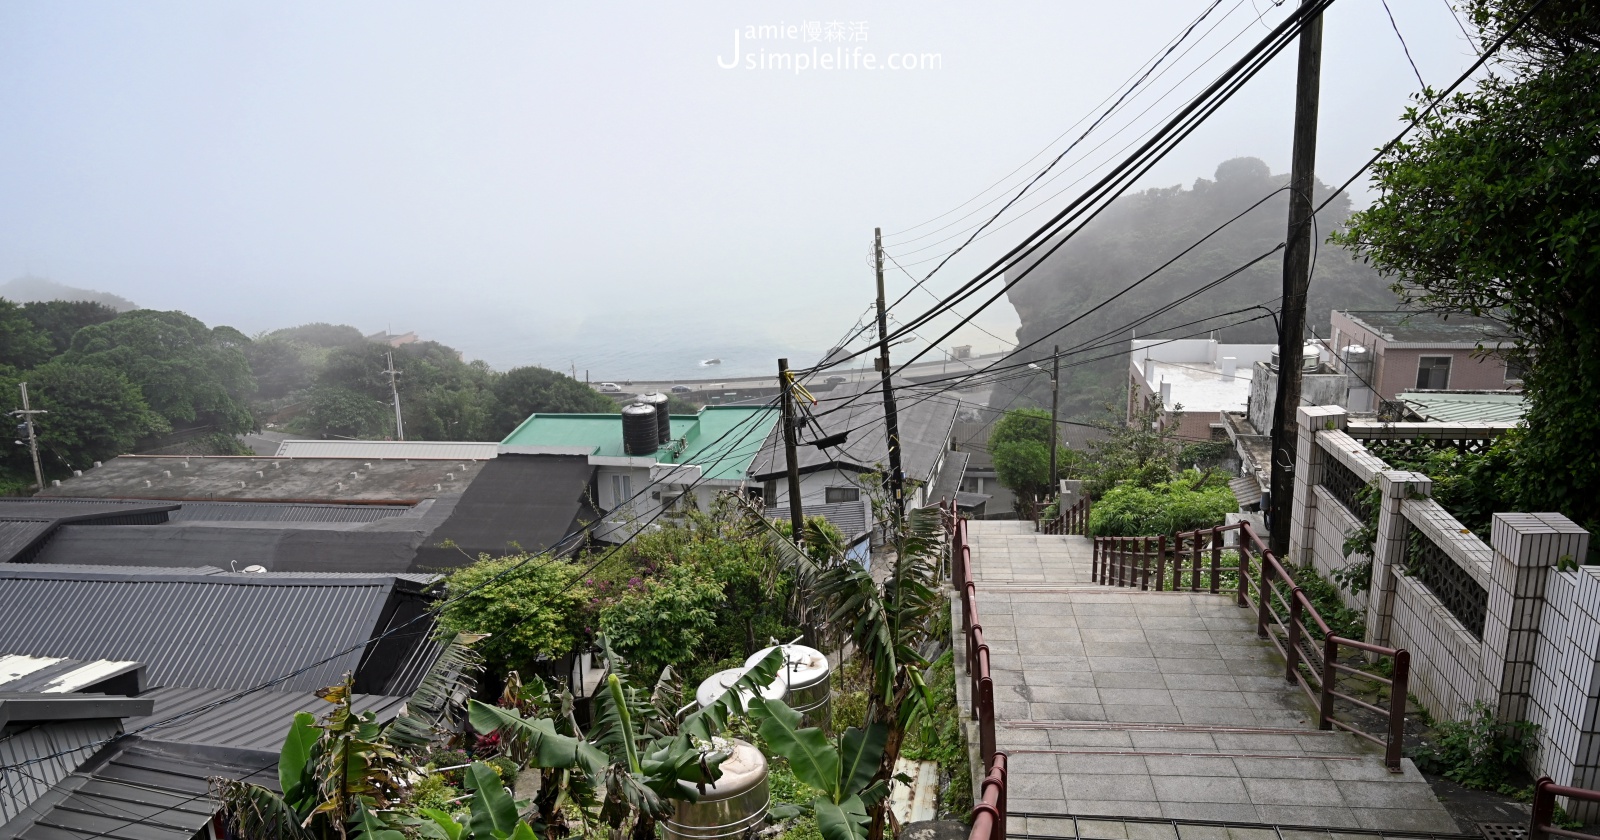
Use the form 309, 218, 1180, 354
1091, 520, 1410, 771
1036, 495, 1091, 536
950, 502, 1007, 840
1531, 777, 1600, 840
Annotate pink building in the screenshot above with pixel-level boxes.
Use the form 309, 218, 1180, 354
1327, 311, 1518, 411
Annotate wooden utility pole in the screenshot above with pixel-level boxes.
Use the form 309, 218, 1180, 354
1269, 0, 1325, 559
12, 383, 46, 493
385, 352, 405, 441
874, 228, 906, 520
1048, 345, 1061, 495
778, 358, 806, 545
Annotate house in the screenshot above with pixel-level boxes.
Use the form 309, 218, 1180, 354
1127, 339, 1277, 442
0, 565, 441, 695
1326, 309, 1517, 411
747, 378, 963, 519
499, 405, 780, 543
30, 452, 594, 572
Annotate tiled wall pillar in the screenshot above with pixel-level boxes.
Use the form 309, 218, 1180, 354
1480, 514, 1591, 723
1288, 406, 1348, 566
1364, 469, 1431, 650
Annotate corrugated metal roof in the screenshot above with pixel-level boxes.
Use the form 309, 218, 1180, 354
0, 655, 144, 694
0, 567, 408, 693
0, 501, 179, 564
124, 686, 406, 752
1396, 391, 1529, 424
750, 379, 960, 483
926, 451, 969, 509
0, 719, 123, 826
274, 440, 502, 460
1230, 475, 1266, 510
168, 501, 414, 523
5, 738, 276, 840
412, 455, 594, 569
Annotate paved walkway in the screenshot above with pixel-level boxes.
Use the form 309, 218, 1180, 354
965, 521, 1459, 834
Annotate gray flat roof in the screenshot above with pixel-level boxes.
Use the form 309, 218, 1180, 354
1341, 310, 1512, 345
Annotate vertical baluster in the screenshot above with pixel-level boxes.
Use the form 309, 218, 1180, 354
1285, 591, 1304, 685
1319, 635, 1338, 730
1170, 533, 1182, 591
1387, 650, 1410, 771
1256, 545, 1272, 639
1155, 533, 1167, 592
1203, 528, 1216, 592
1191, 530, 1202, 592
1236, 531, 1250, 608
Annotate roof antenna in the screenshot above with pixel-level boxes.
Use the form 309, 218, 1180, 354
230, 559, 237, 572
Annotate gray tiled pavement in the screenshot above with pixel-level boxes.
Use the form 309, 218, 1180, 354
966, 522, 1458, 834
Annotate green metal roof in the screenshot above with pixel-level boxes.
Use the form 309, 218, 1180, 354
1396, 391, 1528, 425
500, 406, 779, 482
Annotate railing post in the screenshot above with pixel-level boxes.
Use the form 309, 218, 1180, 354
1530, 777, 1555, 840
1387, 649, 1410, 772
978, 669, 996, 760
1191, 530, 1202, 593
1171, 531, 1184, 588
1155, 534, 1167, 591
1237, 535, 1251, 608
1143, 537, 1155, 591
1286, 590, 1304, 684
1257, 546, 1272, 639
1210, 526, 1222, 594
1091, 537, 1099, 583
1319, 635, 1338, 730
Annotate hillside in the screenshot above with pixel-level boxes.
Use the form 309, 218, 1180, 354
1, 276, 138, 311
999, 156, 1399, 417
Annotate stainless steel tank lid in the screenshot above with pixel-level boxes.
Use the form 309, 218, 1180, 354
677, 737, 767, 799
695, 667, 786, 709
743, 644, 830, 691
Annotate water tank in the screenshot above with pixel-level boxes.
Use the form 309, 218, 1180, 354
664, 738, 769, 840
744, 644, 832, 730
641, 392, 671, 444
695, 667, 786, 711
1342, 345, 1373, 378
622, 403, 660, 455
1302, 341, 1321, 372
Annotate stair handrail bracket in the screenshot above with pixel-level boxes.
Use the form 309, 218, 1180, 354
1091, 519, 1412, 771
949, 501, 1009, 840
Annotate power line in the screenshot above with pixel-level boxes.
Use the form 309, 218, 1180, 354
1381, 0, 1429, 90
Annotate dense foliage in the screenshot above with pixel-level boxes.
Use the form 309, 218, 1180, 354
997, 156, 1398, 419
1088, 470, 1236, 536
988, 407, 1077, 515
1333, 0, 1600, 540
435, 553, 593, 681
1079, 403, 1190, 497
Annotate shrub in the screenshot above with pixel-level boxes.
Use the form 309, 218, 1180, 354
1410, 701, 1538, 791
436, 553, 591, 680
1088, 471, 1237, 537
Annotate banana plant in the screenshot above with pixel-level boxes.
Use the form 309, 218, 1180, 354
413, 761, 537, 840
215, 681, 413, 840
742, 497, 946, 840
468, 644, 789, 840
746, 698, 891, 840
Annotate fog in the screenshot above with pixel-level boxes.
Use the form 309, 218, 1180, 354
0, 1, 1480, 379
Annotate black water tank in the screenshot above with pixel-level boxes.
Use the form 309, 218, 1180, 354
641, 392, 671, 443
622, 403, 660, 455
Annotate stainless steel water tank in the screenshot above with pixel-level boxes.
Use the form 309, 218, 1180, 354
744, 644, 831, 730
695, 667, 786, 711
664, 738, 769, 840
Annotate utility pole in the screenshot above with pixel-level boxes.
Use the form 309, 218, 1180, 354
12, 383, 46, 493
1269, 0, 1325, 559
874, 227, 906, 520
384, 352, 405, 441
1048, 345, 1061, 495
777, 358, 806, 546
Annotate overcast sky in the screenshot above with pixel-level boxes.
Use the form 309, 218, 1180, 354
0, 1, 1481, 378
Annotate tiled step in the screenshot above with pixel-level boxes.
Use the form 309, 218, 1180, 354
1014, 813, 1479, 840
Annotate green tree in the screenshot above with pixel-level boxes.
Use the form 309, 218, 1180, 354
304, 385, 390, 439
1332, 0, 1600, 535
0, 362, 168, 478
988, 408, 1075, 515
1080, 403, 1185, 497
492, 366, 615, 434
0, 299, 54, 371
18, 300, 118, 356
64, 309, 256, 435
436, 553, 592, 680
268, 322, 367, 348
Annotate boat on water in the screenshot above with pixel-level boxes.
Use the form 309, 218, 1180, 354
700, 358, 722, 366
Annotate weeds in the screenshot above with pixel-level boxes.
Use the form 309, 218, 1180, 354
1409, 701, 1538, 791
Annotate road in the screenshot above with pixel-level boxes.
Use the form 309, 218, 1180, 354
592, 349, 1015, 399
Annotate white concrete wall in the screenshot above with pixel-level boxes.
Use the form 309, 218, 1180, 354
1308, 485, 1370, 613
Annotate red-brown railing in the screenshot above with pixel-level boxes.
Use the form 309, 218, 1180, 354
1036, 495, 1090, 535
949, 504, 1007, 840
1092, 521, 1411, 771
1531, 778, 1600, 840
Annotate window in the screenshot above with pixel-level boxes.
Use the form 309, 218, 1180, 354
1505, 357, 1526, 384
610, 473, 632, 508
825, 486, 860, 504
1416, 356, 1452, 390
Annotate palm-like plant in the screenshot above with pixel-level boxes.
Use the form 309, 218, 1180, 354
739, 496, 948, 840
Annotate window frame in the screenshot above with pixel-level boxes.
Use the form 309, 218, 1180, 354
825, 486, 861, 504
1416, 356, 1453, 390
